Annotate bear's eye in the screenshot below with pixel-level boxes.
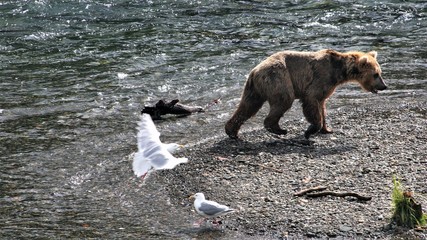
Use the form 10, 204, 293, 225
373, 73, 379, 78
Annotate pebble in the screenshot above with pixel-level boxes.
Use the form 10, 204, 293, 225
339, 225, 352, 232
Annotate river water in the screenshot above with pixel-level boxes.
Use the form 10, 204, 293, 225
1, 1, 426, 239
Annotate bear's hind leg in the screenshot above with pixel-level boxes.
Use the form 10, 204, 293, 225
264, 96, 293, 135
225, 97, 264, 139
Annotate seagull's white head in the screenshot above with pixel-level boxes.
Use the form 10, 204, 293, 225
191, 192, 205, 201
164, 143, 184, 154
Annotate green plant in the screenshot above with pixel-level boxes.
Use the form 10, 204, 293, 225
391, 176, 426, 228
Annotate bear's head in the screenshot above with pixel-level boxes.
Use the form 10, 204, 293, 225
350, 51, 387, 93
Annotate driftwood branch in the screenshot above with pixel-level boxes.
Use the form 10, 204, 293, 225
141, 99, 204, 120
306, 191, 372, 201
294, 186, 327, 196
294, 186, 372, 201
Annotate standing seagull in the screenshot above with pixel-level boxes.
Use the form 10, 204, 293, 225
190, 192, 235, 227
132, 114, 188, 180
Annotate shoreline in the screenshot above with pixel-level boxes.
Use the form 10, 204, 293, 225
157, 92, 426, 239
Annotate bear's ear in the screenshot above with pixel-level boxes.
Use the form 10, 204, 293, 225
368, 51, 378, 59
359, 55, 369, 65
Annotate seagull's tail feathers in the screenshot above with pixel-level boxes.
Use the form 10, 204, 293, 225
223, 208, 235, 214
220, 205, 236, 215
213, 207, 235, 217
159, 157, 188, 170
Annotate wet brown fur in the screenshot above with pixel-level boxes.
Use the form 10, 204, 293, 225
225, 49, 387, 139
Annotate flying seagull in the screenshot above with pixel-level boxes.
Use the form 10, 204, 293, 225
190, 192, 235, 227
132, 114, 188, 180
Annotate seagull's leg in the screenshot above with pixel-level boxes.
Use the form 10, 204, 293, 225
140, 174, 146, 180
193, 219, 201, 227
140, 172, 148, 180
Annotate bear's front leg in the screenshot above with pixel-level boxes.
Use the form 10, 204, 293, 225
319, 101, 333, 134
320, 126, 333, 134
302, 100, 323, 139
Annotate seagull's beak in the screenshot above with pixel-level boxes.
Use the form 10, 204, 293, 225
188, 194, 195, 199
179, 144, 185, 149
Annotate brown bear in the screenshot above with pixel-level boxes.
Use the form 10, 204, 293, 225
225, 49, 387, 139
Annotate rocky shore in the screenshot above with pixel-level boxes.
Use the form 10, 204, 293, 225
157, 92, 426, 239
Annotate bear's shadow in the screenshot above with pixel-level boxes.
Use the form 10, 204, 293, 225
208, 134, 355, 158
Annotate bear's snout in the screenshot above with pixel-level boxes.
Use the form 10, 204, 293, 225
377, 84, 387, 90
372, 76, 387, 93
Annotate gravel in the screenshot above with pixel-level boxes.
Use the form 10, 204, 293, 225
156, 93, 426, 239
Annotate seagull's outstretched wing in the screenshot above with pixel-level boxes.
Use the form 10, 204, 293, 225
137, 114, 161, 151
132, 152, 152, 177
133, 114, 188, 177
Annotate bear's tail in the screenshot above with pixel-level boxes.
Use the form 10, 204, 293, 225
241, 71, 264, 102
242, 71, 255, 94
